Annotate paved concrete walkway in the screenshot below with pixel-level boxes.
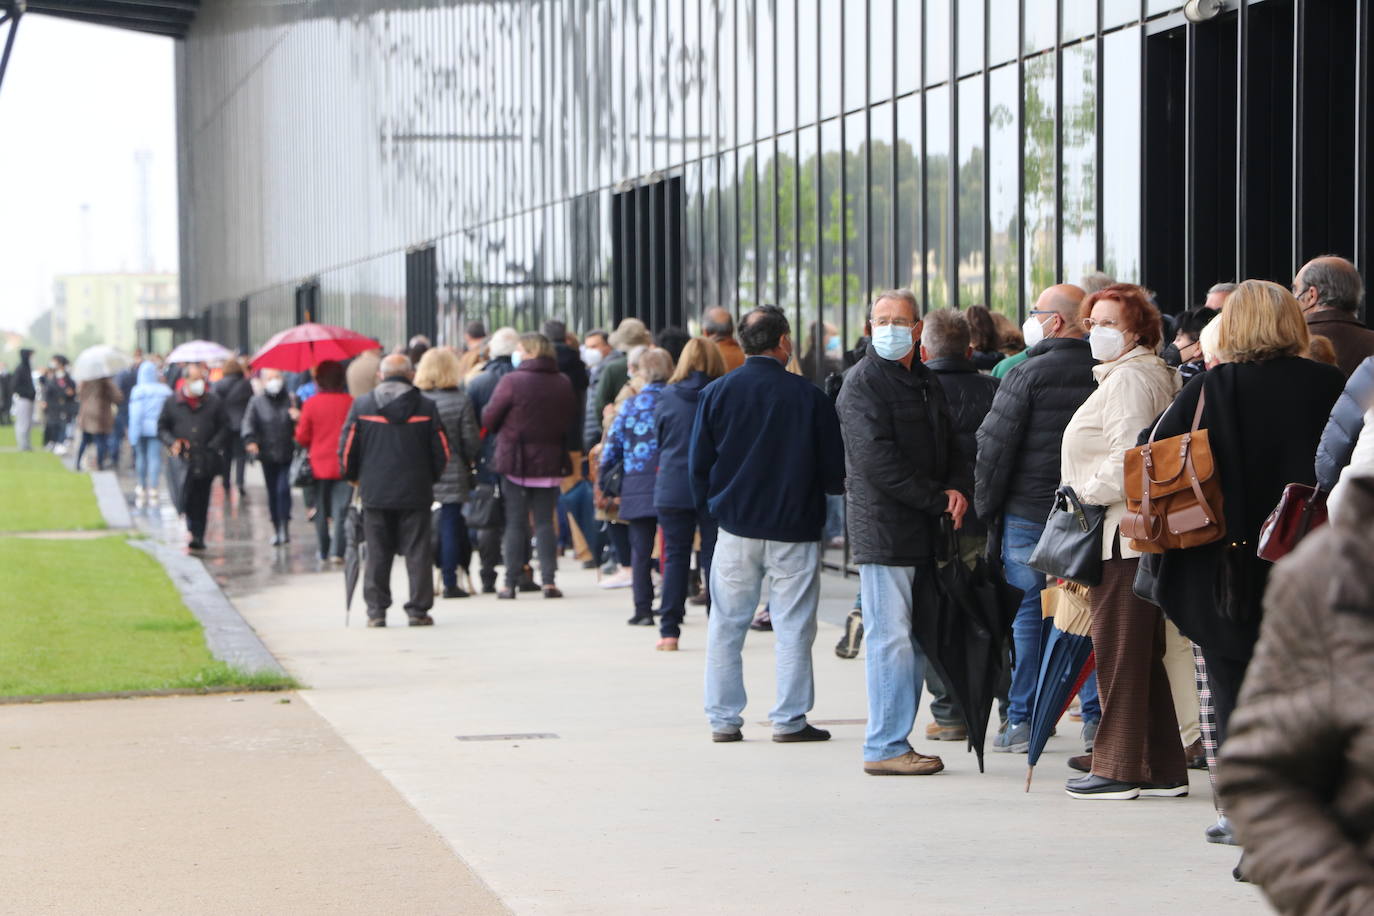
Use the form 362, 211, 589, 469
0, 693, 505, 914
231, 560, 1265, 914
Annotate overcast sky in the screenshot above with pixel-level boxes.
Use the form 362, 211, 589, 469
0, 16, 178, 335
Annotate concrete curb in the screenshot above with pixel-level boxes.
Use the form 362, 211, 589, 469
0, 685, 292, 705
131, 539, 289, 677
89, 470, 133, 529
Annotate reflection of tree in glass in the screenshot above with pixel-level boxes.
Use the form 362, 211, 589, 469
1023, 53, 1057, 303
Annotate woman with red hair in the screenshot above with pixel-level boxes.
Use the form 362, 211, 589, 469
1058, 283, 1187, 800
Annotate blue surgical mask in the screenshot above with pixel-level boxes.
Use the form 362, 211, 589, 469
871, 324, 915, 361
826, 335, 842, 354
510, 350, 523, 368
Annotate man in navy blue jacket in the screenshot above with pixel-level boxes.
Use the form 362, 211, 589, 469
690, 305, 846, 744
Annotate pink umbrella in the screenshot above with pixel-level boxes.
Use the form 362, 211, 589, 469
251, 322, 378, 371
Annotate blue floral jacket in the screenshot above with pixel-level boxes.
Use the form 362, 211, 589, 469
600, 382, 665, 520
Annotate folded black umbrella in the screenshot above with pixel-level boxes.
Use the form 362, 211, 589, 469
164, 453, 188, 516
343, 501, 365, 625
911, 519, 1023, 772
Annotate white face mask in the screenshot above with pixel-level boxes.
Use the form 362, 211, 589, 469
264, 378, 284, 396
1089, 327, 1127, 362
186, 379, 206, 397
581, 346, 604, 368
1022, 314, 1049, 349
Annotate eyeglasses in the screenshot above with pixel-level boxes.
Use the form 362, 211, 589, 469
1082, 317, 1122, 331
871, 317, 916, 328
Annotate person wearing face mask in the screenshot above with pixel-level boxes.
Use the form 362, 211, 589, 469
41, 358, 77, 452
975, 284, 1101, 754
1172, 307, 1218, 383
690, 305, 846, 744
158, 365, 231, 551
242, 368, 299, 545
834, 290, 971, 775
1058, 283, 1185, 800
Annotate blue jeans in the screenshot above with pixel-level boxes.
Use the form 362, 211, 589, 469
260, 459, 293, 526
705, 530, 821, 735
133, 436, 162, 492
1080, 670, 1101, 723
657, 507, 717, 638
823, 493, 845, 541
1003, 514, 1049, 726
860, 563, 930, 761
437, 502, 472, 587
558, 479, 601, 564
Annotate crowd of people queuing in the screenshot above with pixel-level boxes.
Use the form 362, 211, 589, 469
8, 251, 1374, 909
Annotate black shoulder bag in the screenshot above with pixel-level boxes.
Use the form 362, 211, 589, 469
1027, 485, 1107, 587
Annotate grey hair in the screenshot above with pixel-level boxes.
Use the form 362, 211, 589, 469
379, 353, 414, 379
1080, 271, 1116, 295
1302, 257, 1364, 313
919, 309, 971, 360
1208, 282, 1239, 296
636, 347, 675, 383
488, 327, 520, 358
870, 288, 920, 321
701, 307, 735, 337
626, 344, 648, 371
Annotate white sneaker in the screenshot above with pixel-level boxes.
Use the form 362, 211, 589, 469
134, 486, 146, 508
598, 569, 634, 589
148, 489, 160, 508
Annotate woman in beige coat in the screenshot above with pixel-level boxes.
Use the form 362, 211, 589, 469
1060, 283, 1186, 801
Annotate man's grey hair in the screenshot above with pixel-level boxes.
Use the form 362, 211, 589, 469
1302, 256, 1365, 313
870, 288, 920, 321
1208, 281, 1239, 296
379, 353, 414, 379
920, 309, 971, 360
626, 344, 648, 372
636, 347, 675, 383
1080, 271, 1116, 295
488, 327, 520, 358
701, 307, 735, 337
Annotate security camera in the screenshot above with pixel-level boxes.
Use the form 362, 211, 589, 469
1184, 0, 1223, 23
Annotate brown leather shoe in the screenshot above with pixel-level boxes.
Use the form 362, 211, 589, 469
1185, 738, 1207, 770
408, 614, 434, 626
864, 750, 945, 776
1068, 753, 1092, 772
925, 721, 968, 741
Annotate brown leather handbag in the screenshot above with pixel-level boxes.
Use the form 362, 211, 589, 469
1120, 391, 1226, 553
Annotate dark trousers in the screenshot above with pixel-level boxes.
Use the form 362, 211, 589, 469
502, 479, 559, 587
477, 522, 504, 589
658, 507, 716, 637
558, 479, 602, 563
260, 459, 293, 526
627, 516, 658, 617
438, 502, 472, 588
76, 430, 111, 469
1199, 649, 1250, 749
363, 506, 433, 620
607, 520, 631, 566
184, 474, 214, 541
313, 478, 353, 559
222, 432, 247, 491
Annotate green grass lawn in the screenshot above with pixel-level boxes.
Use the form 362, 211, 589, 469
0, 536, 296, 696
0, 449, 105, 532
0, 425, 16, 448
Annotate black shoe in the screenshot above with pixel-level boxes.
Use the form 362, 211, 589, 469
188, 539, 207, 552
773, 724, 830, 743
481, 581, 497, 594
518, 579, 540, 593
238, 486, 248, 499
581, 559, 599, 569
408, 614, 434, 626
835, 609, 864, 659
366, 618, 386, 628
1065, 774, 1141, 800
712, 730, 742, 743
442, 585, 469, 599
627, 614, 655, 626
750, 611, 772, 631
497, 589, 516, 600
542, 586, 563, 599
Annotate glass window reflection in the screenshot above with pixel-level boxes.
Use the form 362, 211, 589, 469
1062, 41, 1098, 286
1102, 27, 1141, 281
925, 84, 950, 310
777, 0, 796, 132
957, 75, 984, 307
1023, 0, 1055, 55
738, 147, 757, 310
988, 64, 1021, 318
1023, 52, 1057, 303
925, 0, 950, 87
844, 110, 867, 338
956, 0, 984, 77
895, 0, 922, 96
896, 93, 923, 298
1103, 0, 1141, 29
869, 102, 895, 299
869, 0, 894, 104
798, 0, 819, 125
843, 0, 866, 112
819, 0, 841, 118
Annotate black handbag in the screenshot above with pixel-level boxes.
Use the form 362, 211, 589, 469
599, 460, 624, 499
463, 480, 503, 528
290, 447, 315, 488
1027, 485, 1107, 587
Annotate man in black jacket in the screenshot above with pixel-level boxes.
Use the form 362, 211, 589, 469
974, 282, 1097, 753
12, 348, 36, 450
836, 290, 971, 776
465, 327, 520, 593
157, 365, 231, 551
339, 354, 449, 626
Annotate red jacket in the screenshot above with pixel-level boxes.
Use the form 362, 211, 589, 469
294, 391, 353, 480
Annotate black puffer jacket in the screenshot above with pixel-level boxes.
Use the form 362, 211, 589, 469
926, 357, 999, 536
466, 356, 516, 484
836, 353, 971, 565
422, 387, 481, 504
1315, 356, 1374, 492
241, 389, 297, 465
213, 375, 253, 432
339, 379, 448, 510
158, 389, 231, 479
974, 337, 1097, 524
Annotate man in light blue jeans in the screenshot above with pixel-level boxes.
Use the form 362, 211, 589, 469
689, 305, 846, 743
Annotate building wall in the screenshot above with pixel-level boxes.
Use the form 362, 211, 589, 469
179, 0, 1372, 356
53, 273, 180, 353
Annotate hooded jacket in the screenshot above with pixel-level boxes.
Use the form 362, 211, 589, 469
974, 337, 1098, 524
836, 352, 971, 564
653, 371, 712, 511
127, 362, 172, 442
481, 356, 577, 481
242, 387, 298, 465
213, 374, 254, 432
338, 378, 448, 509
13, 349, 35, 400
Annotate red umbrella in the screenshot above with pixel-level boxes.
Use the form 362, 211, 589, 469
250, 322, 377, 371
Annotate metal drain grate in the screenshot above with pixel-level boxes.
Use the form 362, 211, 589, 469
455, 733, 560, 742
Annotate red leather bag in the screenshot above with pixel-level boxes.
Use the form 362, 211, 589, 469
1256, 484, 1328, 562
